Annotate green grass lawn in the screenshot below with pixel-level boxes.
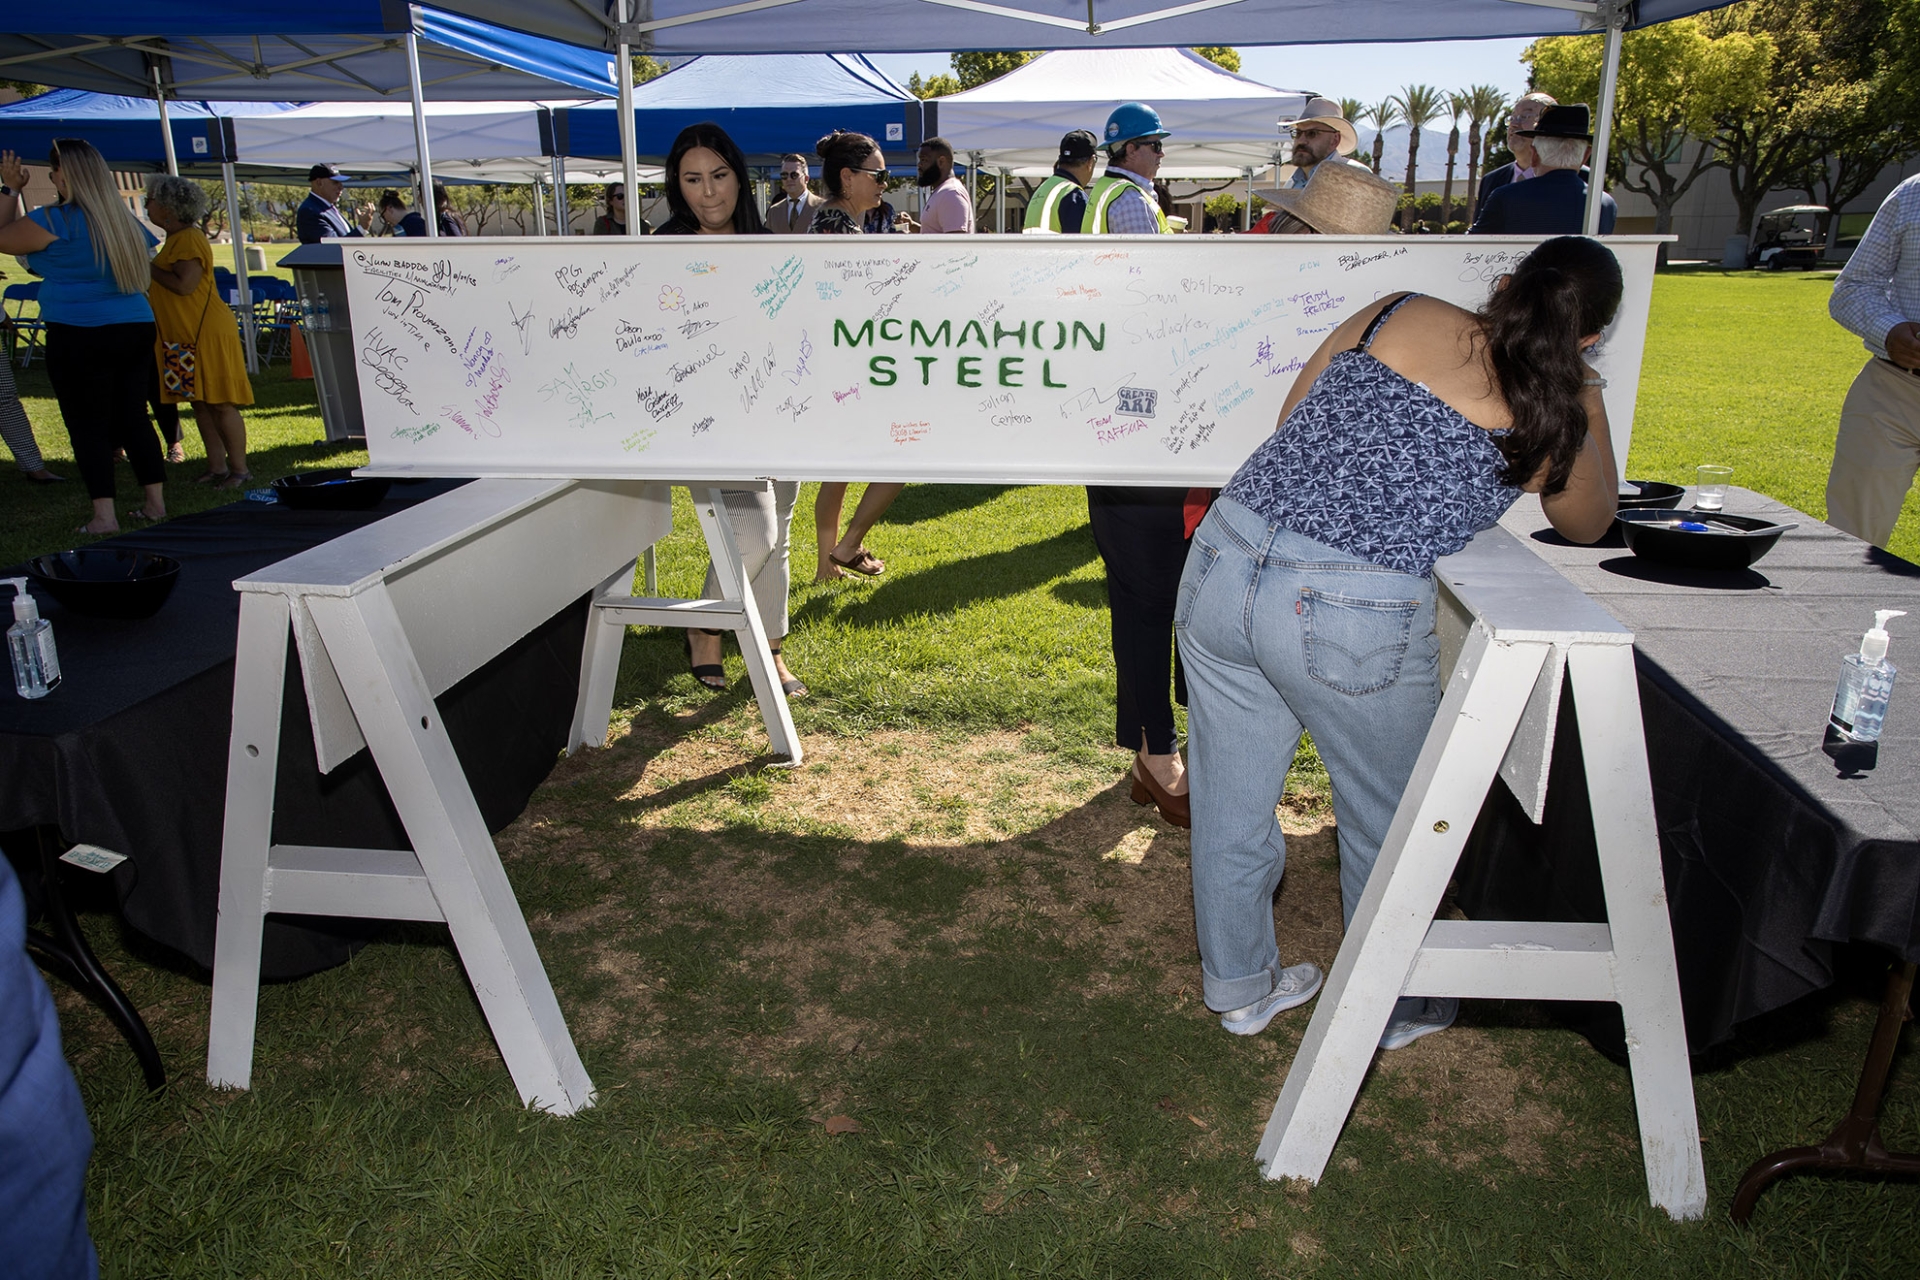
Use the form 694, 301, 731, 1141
8, 270, 1917, 1278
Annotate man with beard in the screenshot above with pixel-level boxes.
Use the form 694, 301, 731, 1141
1280, 98, 1365, 189
916, 137, 975, 234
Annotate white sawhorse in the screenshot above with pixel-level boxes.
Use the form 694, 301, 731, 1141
571, 483, 800, 764
1257, 525, 1708, 1220
209, 478, 800, 1114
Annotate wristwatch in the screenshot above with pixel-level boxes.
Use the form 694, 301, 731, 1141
0, 186, 14, 197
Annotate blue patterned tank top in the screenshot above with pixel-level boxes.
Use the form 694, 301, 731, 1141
1219, 293, 1521, 578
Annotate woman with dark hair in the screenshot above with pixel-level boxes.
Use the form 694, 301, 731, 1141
431, 182, 466, 237
591, 182, 650, 236
806, 130, 907, 579
1179, 236, 1623, 1049
652, 123, 802, 698
654, 123, 766, 236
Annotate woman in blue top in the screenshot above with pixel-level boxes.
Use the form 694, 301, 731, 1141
1178, 236, 1622, 1050
0, 139, 166, 534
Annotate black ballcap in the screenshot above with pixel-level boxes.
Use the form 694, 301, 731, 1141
308, 163, 349, 182
1058, 129, 1098, 162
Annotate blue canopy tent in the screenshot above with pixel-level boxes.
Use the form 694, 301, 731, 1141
542, 54, 927, 163
0, 89, 300, 175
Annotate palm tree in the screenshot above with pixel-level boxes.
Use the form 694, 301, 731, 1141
1390, 84, 1444, 231
1440, 90, 1469, 230
1338, 97, 1366, 134
1365, 99, 1399, 177
1461, 84, 1508, 225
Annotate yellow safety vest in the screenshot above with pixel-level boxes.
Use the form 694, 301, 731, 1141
1085, 174, 1170, 235
1023, 175, 1082, 233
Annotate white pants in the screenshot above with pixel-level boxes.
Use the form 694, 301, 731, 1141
703, 481, 800, 642
1827, 357, 1920, 548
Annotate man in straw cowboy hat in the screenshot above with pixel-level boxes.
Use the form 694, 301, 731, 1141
1277, 97, 1367, 190
1253, 160, 1401, 236
1469, 103, 1615, 236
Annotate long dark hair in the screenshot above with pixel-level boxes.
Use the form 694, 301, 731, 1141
1479, 236, 1623, 493
815, 130, 878, 199
658, 123, 764, 235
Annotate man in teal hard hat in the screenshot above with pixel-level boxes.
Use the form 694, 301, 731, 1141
1022, 129, 1098, 234
1086, 103, 1171, 235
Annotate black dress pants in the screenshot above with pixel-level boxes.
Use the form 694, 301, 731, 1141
46, 321, 163, 500
1087, 485, 1191, 756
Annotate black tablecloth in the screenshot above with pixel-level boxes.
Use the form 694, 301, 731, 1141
0, 483, 591, 980
1457, 490, 1920, 1052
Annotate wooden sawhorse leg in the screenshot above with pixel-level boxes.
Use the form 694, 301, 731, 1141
1731, 959, 1919, 1223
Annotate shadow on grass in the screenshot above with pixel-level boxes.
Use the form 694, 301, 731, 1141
874, 482, 1011, 527
797, 523, 1099, 628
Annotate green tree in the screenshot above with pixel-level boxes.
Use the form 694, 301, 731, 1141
1390, 84, 1444, 230
1338, 97, 1366, 132
1527, 18, 1769, 258
632, 55, 669, 83
951, 52, 1035, 90
907, 71, 963, 99
1460, 84, 1508, 223
1364, 99, 1399, 175
1700, 0, 1912, 242
1786, 0, 1920, 246
1191, 47, 1241, 73
3, 81, 49, 99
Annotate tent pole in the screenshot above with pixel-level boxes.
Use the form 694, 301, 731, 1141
996, 169, 1005, 234
616, 1, 640, 237
968, 151, 978, 225
1244, 167, 1253, 232
222, 159, 257, 375
534, 176, 548, 236
1585, 1, 1625, 236
152, 66, 179, 178
404, 30, 438, 238
551, 156, 570, 234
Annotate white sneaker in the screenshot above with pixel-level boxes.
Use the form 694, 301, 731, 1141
1379, 997, 1458, 1050
1220, 963, 1324, 1036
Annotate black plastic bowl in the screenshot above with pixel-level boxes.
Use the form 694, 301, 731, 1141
25, 548, 182, 619
271, 469, 393, 511
1616, 479, 1686, 510
1615, 510, 1796, 570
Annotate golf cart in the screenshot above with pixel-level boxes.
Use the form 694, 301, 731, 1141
1752, 205, 1826, 270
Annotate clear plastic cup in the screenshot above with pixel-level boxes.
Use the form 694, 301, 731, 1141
1695, 465, 1733, 512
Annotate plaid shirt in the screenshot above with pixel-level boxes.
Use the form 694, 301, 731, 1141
1102, 167, 1164, 235
1831, 175, 1920, 360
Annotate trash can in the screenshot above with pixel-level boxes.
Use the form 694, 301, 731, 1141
281, 243, 362, 441
1722, 235, 1750, 270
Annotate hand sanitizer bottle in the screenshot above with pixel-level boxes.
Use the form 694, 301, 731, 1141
1830, 609, 1906, 742
5, 578, 61, 699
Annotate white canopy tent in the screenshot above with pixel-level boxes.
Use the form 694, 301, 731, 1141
229, 99, 657, 186
936, 48, 1308, 179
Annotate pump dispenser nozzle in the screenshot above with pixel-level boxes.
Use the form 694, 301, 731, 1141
1860, 609, 1907, 664
4, 578, 40, 627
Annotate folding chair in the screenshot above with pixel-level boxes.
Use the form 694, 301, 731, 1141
3, 282, 46, 367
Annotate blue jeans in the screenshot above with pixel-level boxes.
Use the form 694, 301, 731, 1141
1176, 498, 1441, 1013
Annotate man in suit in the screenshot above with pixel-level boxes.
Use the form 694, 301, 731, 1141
295, 164, 368, 244
1469, 104, 1615, 236
764, 153, 822, 234
1475, 92, 1556, 208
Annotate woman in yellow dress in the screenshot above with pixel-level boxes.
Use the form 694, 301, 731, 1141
143, 175, 253, 487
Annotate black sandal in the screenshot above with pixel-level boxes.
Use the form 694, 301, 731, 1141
768, 646, 807, 699
684, 628, 728, 692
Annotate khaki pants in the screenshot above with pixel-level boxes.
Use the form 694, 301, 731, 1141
1827, 357, 1920, 548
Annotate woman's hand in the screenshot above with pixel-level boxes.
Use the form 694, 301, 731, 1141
0, 150, 27, 192
1537, 368, 1619, 544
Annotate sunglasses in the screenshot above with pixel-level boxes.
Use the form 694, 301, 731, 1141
1134, 140, 1165, 153
610, 192, 626, 200
856, 165, 888, 177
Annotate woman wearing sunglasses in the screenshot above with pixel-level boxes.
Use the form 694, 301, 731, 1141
805, 130, 905, 580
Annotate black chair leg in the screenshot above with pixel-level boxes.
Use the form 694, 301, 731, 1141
24, 830, 165, 1092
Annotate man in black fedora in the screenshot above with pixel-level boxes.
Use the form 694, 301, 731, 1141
1468, 104, 1615, 236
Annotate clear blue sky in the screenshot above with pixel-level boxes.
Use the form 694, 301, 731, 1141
869, 39, 1534, 109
